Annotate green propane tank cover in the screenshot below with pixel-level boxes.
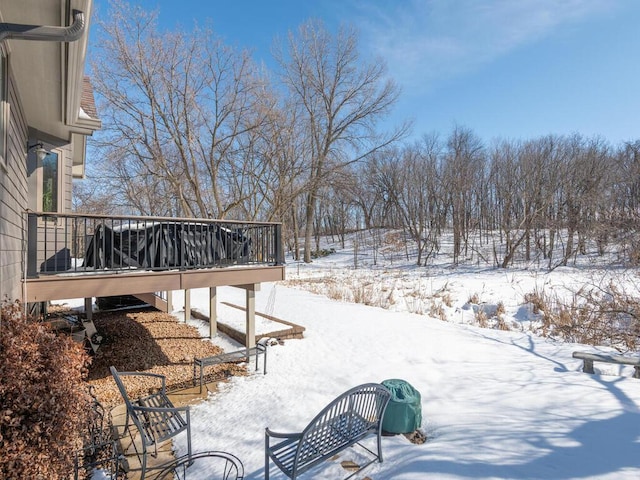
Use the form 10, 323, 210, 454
381, 379, 422, 434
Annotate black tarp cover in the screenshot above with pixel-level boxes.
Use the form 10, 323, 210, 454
83, 222, 250, 270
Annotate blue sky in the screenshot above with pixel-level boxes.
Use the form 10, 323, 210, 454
96, 0, 640, 145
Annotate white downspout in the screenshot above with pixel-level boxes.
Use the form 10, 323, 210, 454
0, 9, 84, 43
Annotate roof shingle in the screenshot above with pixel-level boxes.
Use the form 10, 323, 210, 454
80, 76, 98, 119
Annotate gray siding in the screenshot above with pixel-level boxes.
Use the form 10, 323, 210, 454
0, 65, 28, 302
0, 64, 76, 300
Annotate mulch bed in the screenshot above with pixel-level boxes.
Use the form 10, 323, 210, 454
84, 308, 247, 408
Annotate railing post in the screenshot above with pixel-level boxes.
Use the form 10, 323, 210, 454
26, 212, 38, 278
274, 224, 284, 265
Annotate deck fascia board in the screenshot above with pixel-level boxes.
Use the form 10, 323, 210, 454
24, 266, 285, 302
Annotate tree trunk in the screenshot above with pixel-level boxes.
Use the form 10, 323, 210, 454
303, 191, 316, 263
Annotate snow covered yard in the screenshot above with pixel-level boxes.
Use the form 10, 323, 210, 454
168, 263, 640, 480
72, 231, 640, 480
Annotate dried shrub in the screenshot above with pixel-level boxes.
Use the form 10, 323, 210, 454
468, 293, 480, 305
524, 290, 547, 315
428, 301, 446, 321
475, 309, 488, 328
496, 316, 510, 331
441, 293, 453, 308
0, 301, 92, 479
494, 303, 509, 330
526, 282, 640, 351
352, 282, 374, 305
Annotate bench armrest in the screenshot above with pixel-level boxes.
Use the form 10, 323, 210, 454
257, 337, 274, 350
265, 428, 302, 440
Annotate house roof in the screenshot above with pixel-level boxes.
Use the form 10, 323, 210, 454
80, 76, 99, 120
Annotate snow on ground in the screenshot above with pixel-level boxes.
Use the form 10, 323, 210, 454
163, 254, 640, 479
71, 232, 640, 479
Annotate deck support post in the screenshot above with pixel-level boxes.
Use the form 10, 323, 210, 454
166, 290, 173, 312
84, 298, 92, 321
184, 289, 191, 322
246, 287, 256, 348
209, 286, 217, 339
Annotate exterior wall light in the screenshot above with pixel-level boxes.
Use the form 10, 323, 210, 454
28, 142, 48, 162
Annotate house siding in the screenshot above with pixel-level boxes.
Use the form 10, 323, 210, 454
0, 65, 28, 302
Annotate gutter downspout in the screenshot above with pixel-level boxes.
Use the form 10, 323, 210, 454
0, 9, 84, 43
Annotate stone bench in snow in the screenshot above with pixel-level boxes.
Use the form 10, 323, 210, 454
573, 351, 640, 378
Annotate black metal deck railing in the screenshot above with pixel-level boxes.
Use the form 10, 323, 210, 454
26, 212, 284, 278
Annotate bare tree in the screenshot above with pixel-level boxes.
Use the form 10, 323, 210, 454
382, 137, 443, 265
612, 141, 640, 263
488, 137, 560, 267
72, 177, 117, 215
442, 126, 485, 264
92, 1, 272, 218
274, 19, 407, 262
558, 135, 611, 266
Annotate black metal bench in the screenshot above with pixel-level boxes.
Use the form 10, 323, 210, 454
573, 351, 640, 378
110, 366, 192, 480
73, 386, 122, 480
193, 337, 270, 393
156, 450, 244, 480
265, 383, 391, 479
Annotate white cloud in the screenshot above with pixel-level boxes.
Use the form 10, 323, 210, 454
353, 0, 615, 93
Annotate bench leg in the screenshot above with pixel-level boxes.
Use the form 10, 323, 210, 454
583, 359, 594, 374
186, 410, 193, 462
264, 434, 270, 480
264, 347, 268, 375
140, 446, 148, 480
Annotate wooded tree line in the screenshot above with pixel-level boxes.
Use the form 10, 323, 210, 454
338, 133, 640, 268
80, 1, 640, 267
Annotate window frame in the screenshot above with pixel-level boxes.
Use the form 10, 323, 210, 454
41, 149, 61, 213
32, 146, 64, 216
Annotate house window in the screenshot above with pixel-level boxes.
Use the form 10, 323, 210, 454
0, 48, 7, 172
42, 151, 59, 212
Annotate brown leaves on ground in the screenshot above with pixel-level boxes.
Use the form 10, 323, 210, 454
87, 308, 246, 408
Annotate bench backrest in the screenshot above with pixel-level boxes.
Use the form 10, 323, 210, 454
295, 383, 391, 471
110, 366, 136, 410
110, 366, 189, 447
